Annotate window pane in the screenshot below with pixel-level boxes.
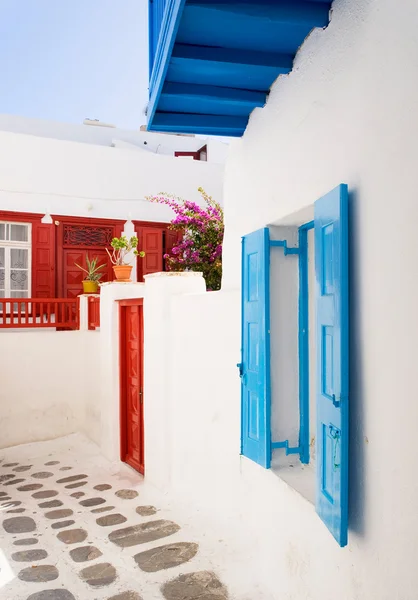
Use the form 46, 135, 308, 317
0, 269, 4, 290
9, 224, 29, 242
10, 291, 28, 298
0, 224, 5, 241
0, 247, 4, 268
10, 248, 28, 269
10, 270, 28, 290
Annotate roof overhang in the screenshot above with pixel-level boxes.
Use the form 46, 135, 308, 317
147, 0, 333, 137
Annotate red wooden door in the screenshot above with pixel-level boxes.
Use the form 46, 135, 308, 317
63, 249, 110, 298
55, 218, 124, 298
137, 227, 163, 281
119, 299, 144, 474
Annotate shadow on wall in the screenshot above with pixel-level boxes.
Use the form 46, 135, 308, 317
348, 188, 366, 537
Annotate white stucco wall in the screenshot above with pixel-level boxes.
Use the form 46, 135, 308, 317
0, 114, 229, 164
0, 128, 224, 223
142, 1, 418, 598
0, 330, 99, 449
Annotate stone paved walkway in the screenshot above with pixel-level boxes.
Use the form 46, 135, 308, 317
0, 434, 232, 600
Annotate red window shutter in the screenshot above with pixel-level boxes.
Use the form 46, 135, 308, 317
138, 227, 163, 281
32, 222, 55, 298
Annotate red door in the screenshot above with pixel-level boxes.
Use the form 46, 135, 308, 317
137, 227, 163, 281
63, 249, 110, 298
119, 299, 144, 474
55, 219, 124, 298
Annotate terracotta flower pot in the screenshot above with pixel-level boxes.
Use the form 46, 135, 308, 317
82, 280, 99, 294
113, 265, 133, 282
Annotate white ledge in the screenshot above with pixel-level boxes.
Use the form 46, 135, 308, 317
144, 271, 203, 279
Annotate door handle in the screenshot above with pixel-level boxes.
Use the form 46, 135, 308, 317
139, 389, 143, 404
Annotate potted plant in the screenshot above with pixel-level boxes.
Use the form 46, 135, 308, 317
106, 235, 145, 282
75, 255, 106, 293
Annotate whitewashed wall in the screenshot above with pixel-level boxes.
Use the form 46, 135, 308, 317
0, 114, 229, 164
0, 330, 99, 449
142, 1, 418, 599
0, 128, 224, 223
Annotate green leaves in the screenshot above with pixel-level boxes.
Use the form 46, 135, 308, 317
107, 236, 144, 266
75, 255, 106, 282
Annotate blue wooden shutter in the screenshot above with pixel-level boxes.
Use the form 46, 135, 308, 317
240, 228, 271, 468
315, 184, 349, 547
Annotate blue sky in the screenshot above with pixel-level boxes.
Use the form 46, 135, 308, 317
0, 0, 148, 129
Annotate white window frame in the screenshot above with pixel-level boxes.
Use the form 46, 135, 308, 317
0, 221, 32, 298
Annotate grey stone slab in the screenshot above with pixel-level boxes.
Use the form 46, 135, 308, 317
3, 516, 36, 533
79, 497, 105, 507
51, 520, 75, 530
3, 462, 18, 467
0, 474, 15, 483
7, 508, 25, 513
39, 500, 63, 509
32, 471, 53, 479
107, 593, 143, 600
108, 520, 180, 548
115, 489, 138, 500
70, 492, 85, 498
45, 509, 73, 520
59, 466, 72, 471
0, 491, 8, 496
161, 571, 228, 600
136, 505, 157, 517
57, 528, 88, 544
11, 549, 48, 562
65, 481, 87, 489
94, 484, 112, 491
33, 490, 58, 499
79, 562, 117, 587
13, 465, 32, 472
91, 505, 115, 514
18, 483, 43, 491
13, 537, 38, 546
18, 565, 59, 583
45, 461, 60, 466
4, 478, 25, 486
27, 591, 75, 600
69, 545, 103, 563
56, 474, 87, 484
96, 513, 127, 527
134, 542, 198, 572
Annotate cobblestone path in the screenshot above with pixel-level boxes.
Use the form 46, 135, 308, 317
0, 435, 229, 600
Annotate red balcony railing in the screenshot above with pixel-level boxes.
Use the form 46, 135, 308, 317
88, 296, 100, 330
0, 298, 79, 329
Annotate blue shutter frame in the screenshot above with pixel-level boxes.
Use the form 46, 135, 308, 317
240, 228, 271, 468
315, 184, 349, 547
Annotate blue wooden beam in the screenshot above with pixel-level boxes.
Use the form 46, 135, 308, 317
148, 0, 187, 127
159, 82, 266, 117
186, 0, 331, 27
167, 44, 293, 92
172, 44, 294, 69
149, 113, 248, 136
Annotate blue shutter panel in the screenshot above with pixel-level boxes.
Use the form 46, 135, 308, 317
315, 184, 349, 547
240, 228, 271, 468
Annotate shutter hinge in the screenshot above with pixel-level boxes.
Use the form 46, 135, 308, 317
271, 440, 301, 455
269, 240, 299, 255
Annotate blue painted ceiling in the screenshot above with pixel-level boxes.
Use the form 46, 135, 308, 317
147, 0, 333, 137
